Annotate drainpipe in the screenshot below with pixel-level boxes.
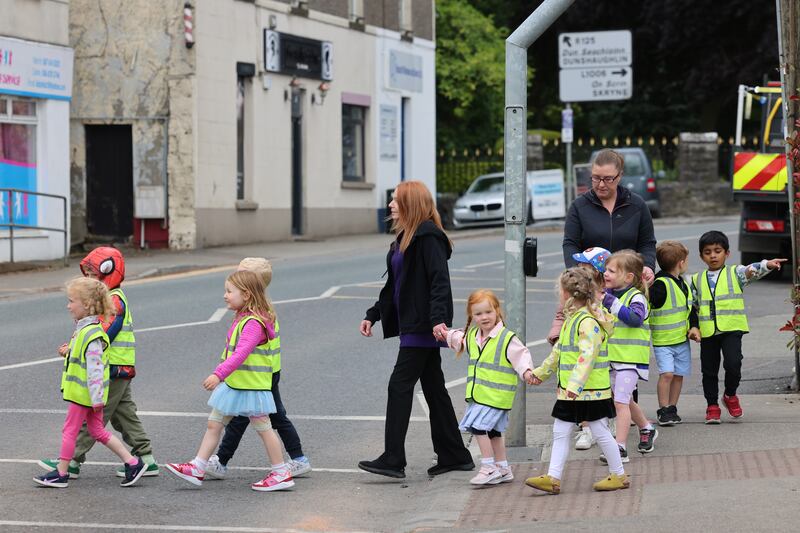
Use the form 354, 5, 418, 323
505, 0, 576, 447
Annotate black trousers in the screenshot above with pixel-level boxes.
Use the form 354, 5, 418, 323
700, 331, 744, 406
216, 371, 304, 465
379, 346, 471, 469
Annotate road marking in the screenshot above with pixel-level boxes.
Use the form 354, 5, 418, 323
0, 521, 372, 533
0, 408, 427, 422
0, 458, 361, 475
126, 264, 240, 286
0, 357, 61, 371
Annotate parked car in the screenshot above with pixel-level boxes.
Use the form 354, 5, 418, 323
588, 148, 663, 218
452, 172, 533, 229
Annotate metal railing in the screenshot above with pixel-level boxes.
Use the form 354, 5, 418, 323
0, 188, 68, 266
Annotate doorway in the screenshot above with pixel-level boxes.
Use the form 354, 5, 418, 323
85, 125, 133, 238
291, 89, 304, 235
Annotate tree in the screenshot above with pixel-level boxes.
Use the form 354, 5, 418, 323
436, 0, 518, 150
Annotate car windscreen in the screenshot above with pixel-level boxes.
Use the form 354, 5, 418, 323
622, 153, 646, 176
468, 176, 504, 193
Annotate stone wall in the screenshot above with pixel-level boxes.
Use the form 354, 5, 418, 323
658, 180, 738, 217
679, 132, 718, 182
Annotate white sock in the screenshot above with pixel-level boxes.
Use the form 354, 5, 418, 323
192, 457, 207, 472
481, 457, 495, 466
272, 462, 289, 475
643, 423, 654, 431
495, 460, 509, 468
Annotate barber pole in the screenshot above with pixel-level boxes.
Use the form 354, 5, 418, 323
184, 3, 194, 49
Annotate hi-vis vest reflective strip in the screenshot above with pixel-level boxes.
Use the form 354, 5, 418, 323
106, 288, 135, 366
465, 326, 517, 410
732, 152, 788, 193
271, 320, 281, 373
556, 309, 610, 392
650, 277, 691, 346
691, 266, 749, 338
607, 287, 651, 365
61, 323, 110, 407
220, 315, 275, 391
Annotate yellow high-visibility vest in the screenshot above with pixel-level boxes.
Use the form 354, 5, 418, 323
607, 287, 651, 365
61, 322, 110, 406
650, 277, 690, 346
691, 266, 748, 337
556, 309, 610, 393
220, 315, 275, 391
465, 326, 517, 410
106, 288, 135, 366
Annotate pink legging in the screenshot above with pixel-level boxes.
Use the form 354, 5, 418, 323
60, 402, 112, 461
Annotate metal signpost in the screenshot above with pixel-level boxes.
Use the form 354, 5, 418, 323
562, 106, 574, 204
504, 0, 576, 447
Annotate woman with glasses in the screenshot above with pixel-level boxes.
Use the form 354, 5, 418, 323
562, 149, 657, 284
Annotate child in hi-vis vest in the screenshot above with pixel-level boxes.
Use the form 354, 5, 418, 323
690, 230, 786, 424
165, 271, 294, 492
38, 246, 158, 479
443, 289, 535, 486
527, 267, 628, 494
601, 250, 658, 461
35, 277, 147, 488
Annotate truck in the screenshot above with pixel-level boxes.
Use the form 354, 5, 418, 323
732, 82, 790, 273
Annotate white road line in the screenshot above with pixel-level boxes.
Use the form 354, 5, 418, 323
207, 307, 229, 322
0, 521, 373, 533
0, 458, 361, 474
526, 339, 548, 347
0, 357, 61, 371
0, 408, 427, 422
415, 391, 430, 417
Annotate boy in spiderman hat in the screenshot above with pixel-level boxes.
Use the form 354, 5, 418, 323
38, 247, 159, 479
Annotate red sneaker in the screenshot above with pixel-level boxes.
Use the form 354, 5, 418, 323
251, 470, 294, 492
165, 462, 204, 486
722, 394, 743, 418
705, 405, 722, 424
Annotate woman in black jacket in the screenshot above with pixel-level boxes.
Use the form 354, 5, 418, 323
358, 181, 474, 479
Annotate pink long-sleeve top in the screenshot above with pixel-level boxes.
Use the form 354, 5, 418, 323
446, 321, 533, 379
213, 313, 275, 381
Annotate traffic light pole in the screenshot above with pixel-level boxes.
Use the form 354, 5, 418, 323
505, 0, 575, 446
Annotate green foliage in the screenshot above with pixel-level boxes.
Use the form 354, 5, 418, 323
436, 0, 528, 151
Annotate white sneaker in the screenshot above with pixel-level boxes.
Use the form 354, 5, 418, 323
470, 465, 502, 485
574, 427, 595, 450
488, 466, 514, 484
204, 454, 227, 480
290, 458, 312, 478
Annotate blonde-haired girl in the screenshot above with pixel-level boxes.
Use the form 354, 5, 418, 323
34, 277, 147, 488
442, 289, 534, 486
601, 250, 658, 460
527, 267, 629, 493
166, 270, 293, 492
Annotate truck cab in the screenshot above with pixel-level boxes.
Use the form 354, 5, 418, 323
732, 83, 790, 267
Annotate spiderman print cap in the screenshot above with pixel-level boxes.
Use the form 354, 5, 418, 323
572, 247, 611, 273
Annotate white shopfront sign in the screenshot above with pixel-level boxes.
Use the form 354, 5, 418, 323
527, 169, 566, 220
0, 36, 73, 100
387, 50, 422, 93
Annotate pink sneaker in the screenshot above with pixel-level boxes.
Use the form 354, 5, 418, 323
251, 470, 295, 492
488, 466, 514, 484
469, 465, 502, 485
165, 462, 204, 486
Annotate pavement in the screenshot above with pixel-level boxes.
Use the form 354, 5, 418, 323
2, 215, 798, 532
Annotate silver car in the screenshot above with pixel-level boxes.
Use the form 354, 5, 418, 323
452, 172, 533, 229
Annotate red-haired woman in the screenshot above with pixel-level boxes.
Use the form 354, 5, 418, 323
358, 181, 474, 479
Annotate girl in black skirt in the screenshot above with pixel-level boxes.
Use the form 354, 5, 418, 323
526, 267, 629, 493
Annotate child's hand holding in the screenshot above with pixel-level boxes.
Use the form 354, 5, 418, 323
92, 404, 104, 413
57, 343, 69, 357
688, 327, 701, 342
203, 374, 221, 391
527, 371, 542, 385
566, 390, 578, 399
433, 323, 448, 341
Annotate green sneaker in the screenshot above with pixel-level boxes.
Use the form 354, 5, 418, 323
37, 458, 80, 479
116, 460, 159, 478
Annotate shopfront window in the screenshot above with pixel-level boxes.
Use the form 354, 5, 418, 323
0, 96, 38, 226
342, 104, 366, 182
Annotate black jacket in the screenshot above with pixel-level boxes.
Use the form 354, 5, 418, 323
364, 221, 454, 338
562, 186, 657, 269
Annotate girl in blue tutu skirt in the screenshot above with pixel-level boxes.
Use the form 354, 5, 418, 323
165, 270, 294, 492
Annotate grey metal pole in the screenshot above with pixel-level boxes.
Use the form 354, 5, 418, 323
63, 195, 69, 267
565, 104, 573, 205
8, 191, 13, 264
505, 0, 575, 446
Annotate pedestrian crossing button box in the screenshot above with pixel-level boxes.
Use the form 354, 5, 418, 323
524, 237, 538, 277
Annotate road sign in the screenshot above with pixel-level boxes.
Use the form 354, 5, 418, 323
561, 107, 573, 143
559, 66, 632, 102
559, 30, 632, 69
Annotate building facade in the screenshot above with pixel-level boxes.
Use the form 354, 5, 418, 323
0, 0, 73, 262
69, 0, 435, 250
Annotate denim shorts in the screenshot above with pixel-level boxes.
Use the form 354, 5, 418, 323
654, 340, 692, 377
